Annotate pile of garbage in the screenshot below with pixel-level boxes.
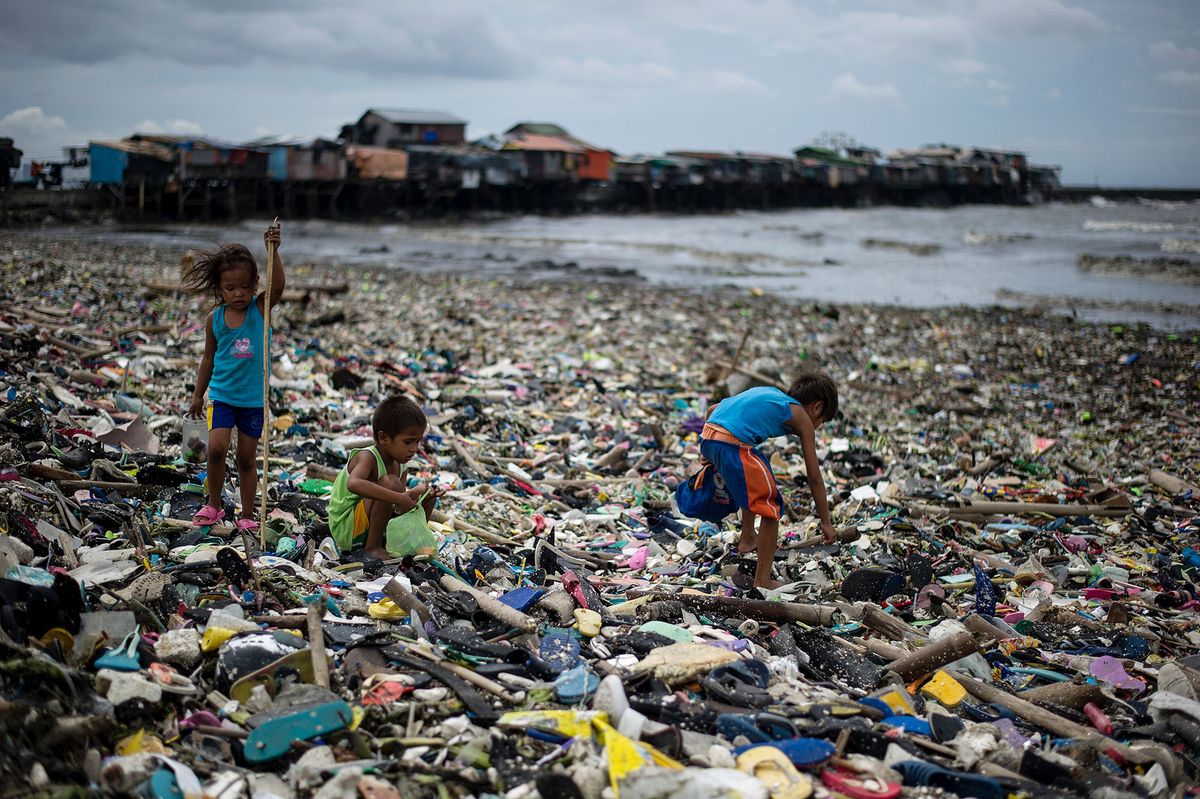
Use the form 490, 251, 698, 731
1, 231, 1198, 799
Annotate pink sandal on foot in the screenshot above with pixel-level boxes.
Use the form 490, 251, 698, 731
192, 505, 225, 526
235, 518, 259, 531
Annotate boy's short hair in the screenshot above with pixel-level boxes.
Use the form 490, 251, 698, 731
787, 370, 839, 421
372, 395, 427, 439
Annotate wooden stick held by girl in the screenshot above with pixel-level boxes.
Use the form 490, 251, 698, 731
184, 224, 285, 531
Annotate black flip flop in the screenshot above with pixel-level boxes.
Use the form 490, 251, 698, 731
840, 568, 905, 602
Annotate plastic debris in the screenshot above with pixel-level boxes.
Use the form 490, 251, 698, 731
0, 230, 1197, 798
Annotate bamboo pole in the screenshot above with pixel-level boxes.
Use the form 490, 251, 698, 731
946, 670, 1150, 764
438, 574, 537, 633
886, 631, 983, 681
307, 595, 331, 690
645, 591, 840, 627
905, 500, 1130, 519
259, 218, 279, 548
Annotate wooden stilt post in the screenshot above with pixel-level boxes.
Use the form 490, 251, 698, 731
259, 217, 279, 549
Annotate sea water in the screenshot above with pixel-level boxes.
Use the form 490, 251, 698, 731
65, 199, 1200, 329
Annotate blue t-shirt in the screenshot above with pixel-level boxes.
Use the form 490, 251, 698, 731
209, 302, 268, 407
708, 386, 799, 446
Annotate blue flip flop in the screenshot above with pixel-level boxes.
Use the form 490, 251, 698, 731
539, 627, 580, 675
882, 716, 932, 736
554, 662, 599, 703
718, 712, 799, 743
895, 759, 1004, 799
734, 737, 836, 768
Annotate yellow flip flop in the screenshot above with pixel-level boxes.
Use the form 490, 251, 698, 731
737, 745, 814, 799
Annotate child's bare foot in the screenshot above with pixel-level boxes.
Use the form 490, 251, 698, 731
737, 532, 758, 555
754, 576, 784, 590
366, 547, 391, 560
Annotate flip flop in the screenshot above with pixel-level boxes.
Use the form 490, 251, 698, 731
894, 759, 1004, 799
733, 737, 836, 769
216, 547, 252, 587
95, 628, 142, 671
539, 628, 581, 675
736, 745, 814, 799
192, 505, 225, 527
882, 716, 932, 736
235, 518, 259, 531
703, 659, 774, 708
906, 553, 934, 592
718, 712, 799, 743
244, 701, 354, 764
554, 662, 599, 703
929, 712, 967, 743
822, 767, 902, 799
840, 569, 905, 603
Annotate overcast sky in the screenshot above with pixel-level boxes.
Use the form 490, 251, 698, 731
2, 0, 1198, 186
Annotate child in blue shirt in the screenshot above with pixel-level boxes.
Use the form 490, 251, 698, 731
184, 224, 285, 531
692, 370, 839, 589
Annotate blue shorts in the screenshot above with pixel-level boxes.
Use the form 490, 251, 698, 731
209, 401, 263, 438
699, 424, 784, 521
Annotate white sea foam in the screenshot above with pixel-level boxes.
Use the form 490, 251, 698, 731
1083, 220, 1188, 233
963, 230, 1034, 245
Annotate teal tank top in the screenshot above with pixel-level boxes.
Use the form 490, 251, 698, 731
209, 302, 268, 407
708, 386, 799, 446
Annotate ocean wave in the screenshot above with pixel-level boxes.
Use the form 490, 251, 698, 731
996, 288, 1200, 317
861, 238, 941, 256
1077, 253, 1200, 286
963, 230, 1034, 245
1162, 238, 1200, 255
1083, 219, 1191, 233
398, 228, 816, 270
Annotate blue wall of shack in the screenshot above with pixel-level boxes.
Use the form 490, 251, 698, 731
266, 147, 288, 181
88, 144, 128, 185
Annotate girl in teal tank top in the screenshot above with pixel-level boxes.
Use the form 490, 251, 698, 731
184, 225, 286, 532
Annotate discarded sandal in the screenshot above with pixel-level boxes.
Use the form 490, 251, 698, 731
822, 767, 902, 799
736, 745, 814, 799
191, 505, 225, 527
894, 759, 1004, 799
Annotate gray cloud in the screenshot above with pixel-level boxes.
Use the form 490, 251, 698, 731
0, 0, 532, 79
976, 0, 1110, 40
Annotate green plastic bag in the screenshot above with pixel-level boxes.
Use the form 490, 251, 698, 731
385, 493, 438, 556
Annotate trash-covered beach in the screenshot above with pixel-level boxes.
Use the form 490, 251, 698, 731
1, 229, 1198, 799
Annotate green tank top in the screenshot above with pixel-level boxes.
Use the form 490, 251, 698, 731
327, 445, 387, 550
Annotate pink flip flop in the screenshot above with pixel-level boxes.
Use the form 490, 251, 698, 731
192, 505, 225, 526
235, 518, 259, 531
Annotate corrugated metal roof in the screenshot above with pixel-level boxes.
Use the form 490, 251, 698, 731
506, 122, 569, 137
502, 134, 584, 153
90, 139, 174, 161
504, 122, 610, 154
368, 108, 467, 125
665, 150, 736, 161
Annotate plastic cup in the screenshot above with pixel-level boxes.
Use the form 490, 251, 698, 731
183, 414, 209, 463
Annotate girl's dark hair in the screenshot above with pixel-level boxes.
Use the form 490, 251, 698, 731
373, 395, 428, 439
181, 244, 259, 300
787, 369, 839, 421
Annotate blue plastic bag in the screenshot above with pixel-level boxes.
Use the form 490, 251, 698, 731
675, 462, 736, 522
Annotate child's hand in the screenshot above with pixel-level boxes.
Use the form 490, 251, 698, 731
187, 399, 204, 419
822, 521, 837, 544
430, 483, 449, 498
264, 223, 281, 250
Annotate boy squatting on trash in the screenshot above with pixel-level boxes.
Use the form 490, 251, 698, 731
691, 370, 839, 589
326, 395, 444, 560
185, 223, 284, 531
